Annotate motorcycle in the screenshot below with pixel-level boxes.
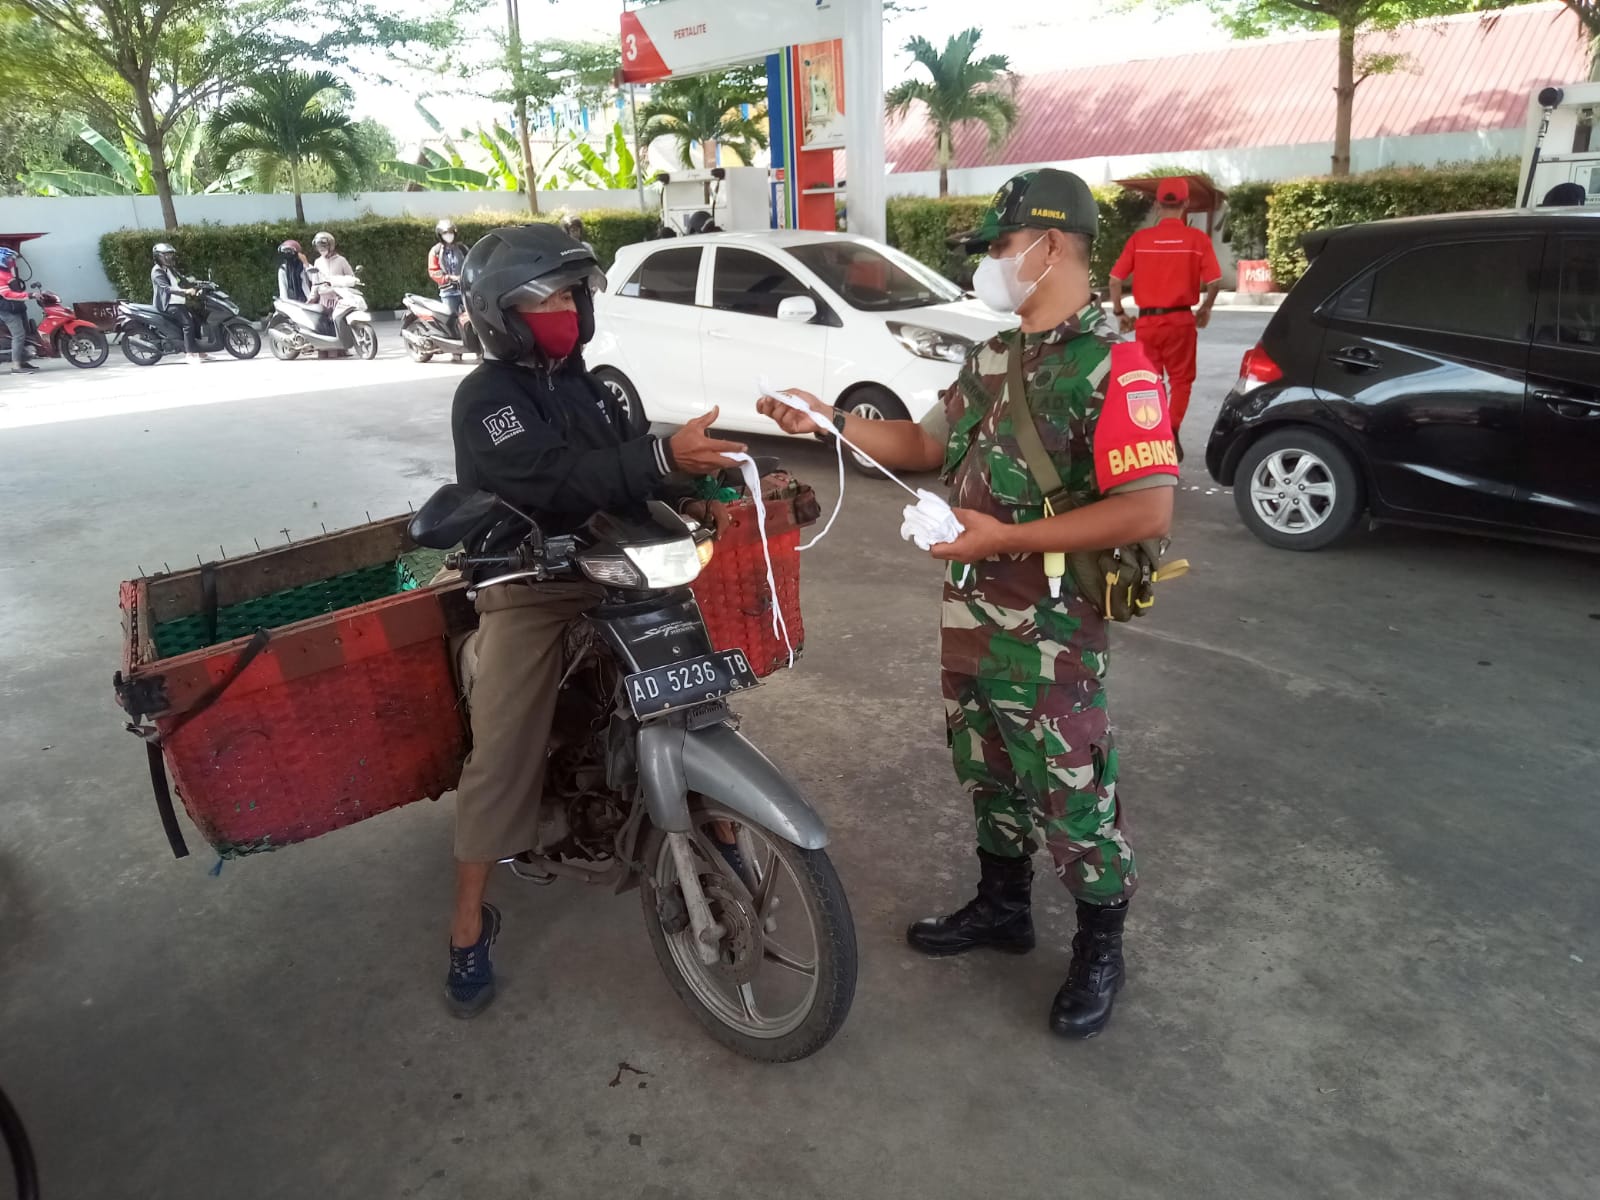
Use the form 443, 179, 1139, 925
117, 282, 261, 366
266, 267, 377, 360
409, 483, 858, 1062
399, 291, 479, 363
0, 283, 109, 369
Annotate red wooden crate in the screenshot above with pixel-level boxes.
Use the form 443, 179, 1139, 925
116, 518, 473, 859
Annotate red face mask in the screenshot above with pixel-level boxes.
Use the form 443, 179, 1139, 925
518, 309, 580, 359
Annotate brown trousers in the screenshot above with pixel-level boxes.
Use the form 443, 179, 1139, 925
453, 580, 604, 862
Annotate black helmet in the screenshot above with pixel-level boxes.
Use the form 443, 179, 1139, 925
312, 231, 335, 254
436, 218, 458, 240
152, 242, 178, 267
684, 210, 714, 235
461, 224, 605, 362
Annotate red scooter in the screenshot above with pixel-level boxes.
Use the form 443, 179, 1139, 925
0, 283, 109, 368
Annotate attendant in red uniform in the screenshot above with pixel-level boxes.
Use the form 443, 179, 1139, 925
1108, 178, 1222, 456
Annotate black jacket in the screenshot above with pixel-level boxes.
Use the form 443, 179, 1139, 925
452, 355, 674, 558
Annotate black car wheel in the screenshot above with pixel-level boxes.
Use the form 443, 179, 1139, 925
593, 368, 649, 437
1233, 428, 1363, 551
838, 387, 910, 477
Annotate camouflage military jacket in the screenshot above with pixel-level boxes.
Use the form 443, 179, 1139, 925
934, 302, 1178, 682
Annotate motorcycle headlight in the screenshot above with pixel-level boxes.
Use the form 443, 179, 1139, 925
887, 322, 972, 364
579, 539, 703, 589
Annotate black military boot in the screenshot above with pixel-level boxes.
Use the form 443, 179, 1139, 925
906, 848, 1035, 956
1049, 897, 1128, 1039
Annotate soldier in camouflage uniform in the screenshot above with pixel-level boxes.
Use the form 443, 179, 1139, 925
759, 169, 1178, 1038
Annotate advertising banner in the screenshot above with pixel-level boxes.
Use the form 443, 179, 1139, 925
621, 0, 844, 83
797, 39, 845, 149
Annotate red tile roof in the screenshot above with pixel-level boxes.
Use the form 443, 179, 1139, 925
884, 4, 1589, 173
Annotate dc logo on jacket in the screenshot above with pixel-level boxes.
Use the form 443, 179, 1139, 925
483, 406, 525, 445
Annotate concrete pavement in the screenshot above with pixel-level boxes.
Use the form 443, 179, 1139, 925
1, 312, 1596, 1199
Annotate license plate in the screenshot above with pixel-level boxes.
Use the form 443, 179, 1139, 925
625, 649, 760, 719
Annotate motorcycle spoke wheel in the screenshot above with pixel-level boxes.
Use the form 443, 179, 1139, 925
121, 334, 162, 366
641, 801, 856, 1062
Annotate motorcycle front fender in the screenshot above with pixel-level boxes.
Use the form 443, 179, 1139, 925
346, 311, 372, 323
636, 719, 827, 850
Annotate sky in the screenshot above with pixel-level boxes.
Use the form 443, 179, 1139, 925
351, 0, 1235, 148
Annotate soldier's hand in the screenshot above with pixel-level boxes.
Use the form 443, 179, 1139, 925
1195, 306, 1212, 330
1117, 313, 1136, 333
929, 508, 1012, 564
757, 387, 834, 436
668, 407, 746, 474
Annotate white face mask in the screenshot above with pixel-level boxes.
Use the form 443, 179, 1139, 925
972, 235, 1051, 314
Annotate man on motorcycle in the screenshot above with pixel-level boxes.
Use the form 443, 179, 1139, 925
150, 242, 206, 365
444, 224, 745, 1016
427, 218, 474, 363
311, 231, 355, 355
0, 246, 35, 374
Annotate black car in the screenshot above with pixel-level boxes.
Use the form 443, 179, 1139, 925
1206, 209, 1600, 550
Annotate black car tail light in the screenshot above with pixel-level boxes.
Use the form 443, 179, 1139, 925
1237, 343, 1284, 393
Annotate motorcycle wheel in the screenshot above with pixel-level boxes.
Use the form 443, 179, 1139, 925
640, 799, 857, 1063
224, 321, 261, 360
401, 316, 433, 363
266, 317, 300, 361
351, 322, 378, 360
121, 330, 163, 366
58, 328, 109, 368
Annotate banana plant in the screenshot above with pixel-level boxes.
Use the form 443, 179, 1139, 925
381, 104, 575, 193
24, 118, 247, 196
559, 126, 656, 191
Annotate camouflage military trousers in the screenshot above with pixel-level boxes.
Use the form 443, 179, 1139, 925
943, 671, 1136, 903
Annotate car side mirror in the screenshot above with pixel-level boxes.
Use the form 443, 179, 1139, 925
777, 296, 818, 324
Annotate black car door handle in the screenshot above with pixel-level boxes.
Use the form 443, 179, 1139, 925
1330, 346, 1379, 370
1534, 389, 1600, 419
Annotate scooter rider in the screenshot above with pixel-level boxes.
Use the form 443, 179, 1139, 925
443, 224, 746, 1017
427, 218, 475, 363
311, 231, 356, 356
0, 246, 35, 374
275, 239, 314, 304
150, 242, 206, 365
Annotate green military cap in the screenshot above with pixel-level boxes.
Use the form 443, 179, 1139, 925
955, 168, 1099, 252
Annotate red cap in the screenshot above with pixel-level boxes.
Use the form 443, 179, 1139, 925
1157, 177, 1189, 205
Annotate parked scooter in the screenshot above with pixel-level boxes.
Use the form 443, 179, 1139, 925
398, 291, 479, 362
409, 483, 858, 1063
266, 265, 377, 360
117, 282, 261, 366
0, 283, 108, 368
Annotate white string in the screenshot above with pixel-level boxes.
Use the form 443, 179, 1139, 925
725, 451, 795, 670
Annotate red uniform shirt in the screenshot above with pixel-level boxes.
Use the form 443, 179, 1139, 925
1110, 218, 1222, 309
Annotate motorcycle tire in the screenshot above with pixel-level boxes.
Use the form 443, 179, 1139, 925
58, 328, 109, 369
266, 317, 300, 361
401, 316, 433, 363
224, 321, 261, 360
639, 799, 857, 1063
121, 330, 163, 366
351, 322, 378, 360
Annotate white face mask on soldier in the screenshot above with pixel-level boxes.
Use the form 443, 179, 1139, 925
972, 234, 1052, 314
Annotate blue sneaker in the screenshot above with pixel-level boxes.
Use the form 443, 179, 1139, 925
445, 902, 502, 1018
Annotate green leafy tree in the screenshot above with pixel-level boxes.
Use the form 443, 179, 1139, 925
884, 28, 1018, 198
1192, 0, 1509, 175
0, 0, 476, 229
206, 68, 373, 222
25, 115, 247, 195
638, 68, 770, 170
299, 118, 404, 193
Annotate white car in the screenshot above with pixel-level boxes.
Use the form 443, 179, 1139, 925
587, 230, 1015, 471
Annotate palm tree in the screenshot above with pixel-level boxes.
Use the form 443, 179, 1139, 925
638, 69, 769, 169
206, 68, 373, 223
885, 28, 1018, 198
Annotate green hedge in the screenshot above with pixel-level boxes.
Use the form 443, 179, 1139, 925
885, 186, 1153, 288
1221, 180, 1273, 262
99, 209, 658, 318
1265, 160, 1518, 288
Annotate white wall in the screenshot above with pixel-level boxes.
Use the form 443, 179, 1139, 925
885, 129, 1523, 197
0, 189, 648, 304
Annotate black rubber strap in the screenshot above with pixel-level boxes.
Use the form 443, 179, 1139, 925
146, 740, 190, 860
165, 627, 271, 738
200, 562, 219, 645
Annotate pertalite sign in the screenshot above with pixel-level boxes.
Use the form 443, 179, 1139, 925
620, 0, 844, 83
